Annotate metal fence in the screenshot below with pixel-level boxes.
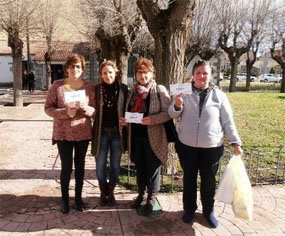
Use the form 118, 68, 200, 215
122, 146, 285, 192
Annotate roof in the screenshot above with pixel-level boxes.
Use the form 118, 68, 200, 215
0, 40, 91, 61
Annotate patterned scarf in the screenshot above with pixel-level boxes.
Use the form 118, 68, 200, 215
129, 80, 153, 113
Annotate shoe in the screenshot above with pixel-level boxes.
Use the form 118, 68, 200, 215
75, 199, 86, 212
130, 194, 144, 208
60, 199, 69, 214
182, 211, 194, 223
130, 185, 145, 208
99, 185, 108, 206
107, 184, 116, 207
143, 192, 156, 216
204, 213, 219, 228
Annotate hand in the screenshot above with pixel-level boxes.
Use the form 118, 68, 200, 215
67, 107, 77, 118
234, 145, 243, 156
174, 93, 184, 108
141, 116, 152, 125
120, 117, 128, 126
79, 100, 88, 111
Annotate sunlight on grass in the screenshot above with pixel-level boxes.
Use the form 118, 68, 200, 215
227, 92, 285, 152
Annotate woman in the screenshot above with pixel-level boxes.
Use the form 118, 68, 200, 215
168, 60, 243, 228
45, 54, 95, 214
91, 60, 128, 207
120, 57, 171, 216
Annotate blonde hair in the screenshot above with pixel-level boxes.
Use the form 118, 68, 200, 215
99, 59, 120, 83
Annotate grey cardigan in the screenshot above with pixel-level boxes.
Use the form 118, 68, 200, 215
168, 87, 241, 148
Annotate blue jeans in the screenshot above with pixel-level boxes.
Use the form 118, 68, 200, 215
96, 131, 122, 186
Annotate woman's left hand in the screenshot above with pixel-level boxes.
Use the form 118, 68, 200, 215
141, 117, 152, 125
234, 145, 243, 156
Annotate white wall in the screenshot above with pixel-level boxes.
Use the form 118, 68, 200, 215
0, 55, 13, 83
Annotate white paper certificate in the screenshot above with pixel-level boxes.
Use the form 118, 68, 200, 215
64, 90, 86, 103
170, 83, 192, 95
125, 112, 143, 124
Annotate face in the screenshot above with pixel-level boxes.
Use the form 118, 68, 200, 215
67, 62, 83, 79
136, 67, 153, 86
100, 65, 116, 85
193, 65, 212, 88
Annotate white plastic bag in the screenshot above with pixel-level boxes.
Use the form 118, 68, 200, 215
214, 155, 253, 221
231, 155, 253, 221
214, 155, 238, 204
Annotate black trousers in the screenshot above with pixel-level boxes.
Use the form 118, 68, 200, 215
175, 140, 224, 215
57, 140, 89, 200
131, 136, 161, 193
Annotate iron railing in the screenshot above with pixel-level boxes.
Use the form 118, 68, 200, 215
122, 147, 285, 192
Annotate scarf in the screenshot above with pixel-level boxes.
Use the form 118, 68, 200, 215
129, 80, 153, 113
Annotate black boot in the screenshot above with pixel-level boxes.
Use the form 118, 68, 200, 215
143, 192, 156, 216
61, 198, 70, 214
61, 183, 69, 214
99, 185, 108, 206
130, 186, 145, 208
107, 184, 116, 207
75, 185, 86, 211
75, 198, 86, 212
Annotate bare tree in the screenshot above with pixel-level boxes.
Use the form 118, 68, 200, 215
0, 0, 38, 106
217, 0, 256, 92
185, 0, 219, 67
132, 23, 154, 58
137, 0, 195, 87
269, 2, 285, 93
79, 0, 143, 84
38, 0, 62, 90
244, 0, 273, 91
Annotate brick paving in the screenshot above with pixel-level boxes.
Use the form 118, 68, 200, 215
0, 89, 285, 236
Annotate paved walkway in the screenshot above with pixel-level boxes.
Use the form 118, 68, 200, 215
0, 89, 285, 236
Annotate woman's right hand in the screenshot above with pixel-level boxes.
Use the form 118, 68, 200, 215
120, 117, 128, 126
67, 107, 77, 118
174, 93, 184, 108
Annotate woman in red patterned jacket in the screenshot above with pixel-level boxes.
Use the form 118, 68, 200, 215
45, 54, 95, 214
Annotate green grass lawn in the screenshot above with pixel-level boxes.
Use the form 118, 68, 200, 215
227, 92, 285, 152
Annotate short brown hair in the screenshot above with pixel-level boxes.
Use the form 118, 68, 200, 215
99, 59, 120, 83
134, 58, 155, 78
192, 60, 213, 75
63, 54, 86, 76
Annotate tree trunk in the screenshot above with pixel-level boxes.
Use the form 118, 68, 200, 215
26, 31, 31, 72
281, 66, 285, 93
245, 62, 252, 92
153, 31, 188, 89
46, 61, 52, 90
8, 28, 24, 106
13, 55, 23, 106
117, 53, 129, 85
229, 58, 238, 92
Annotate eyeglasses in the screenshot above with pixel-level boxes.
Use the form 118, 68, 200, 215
136, 70, 149, 75
69, 64, 82, 69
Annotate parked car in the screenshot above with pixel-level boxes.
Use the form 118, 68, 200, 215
259, 74, 282, 83
236, 73, 258, 82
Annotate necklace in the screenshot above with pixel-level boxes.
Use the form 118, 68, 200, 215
102, 82, 118, 108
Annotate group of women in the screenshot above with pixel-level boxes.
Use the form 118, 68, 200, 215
45, 54, 243, 228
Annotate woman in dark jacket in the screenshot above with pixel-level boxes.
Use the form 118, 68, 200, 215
91, 60, 128, 207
